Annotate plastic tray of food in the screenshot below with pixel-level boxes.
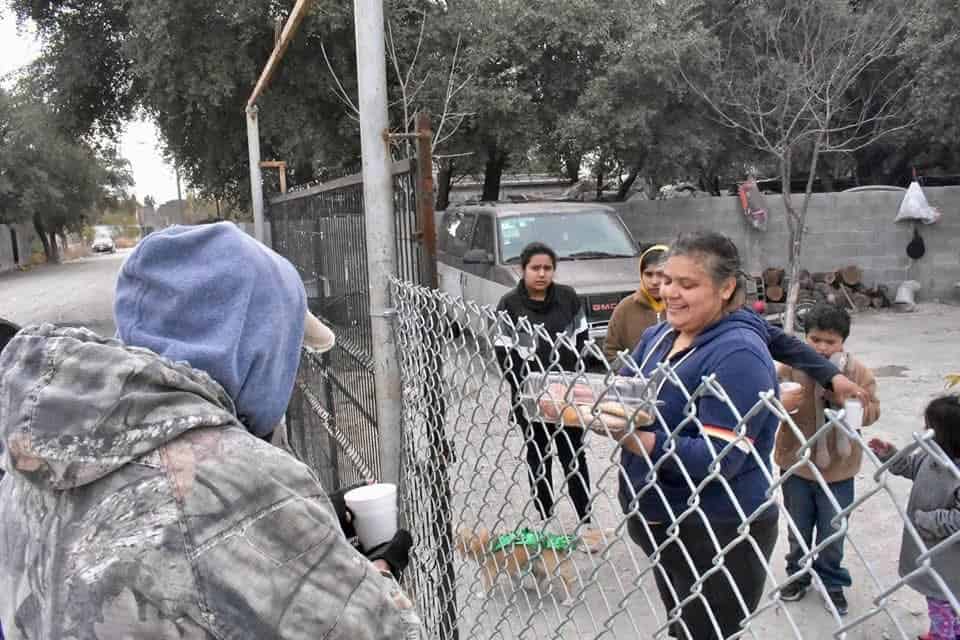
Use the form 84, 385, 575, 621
519, 372, 658, 428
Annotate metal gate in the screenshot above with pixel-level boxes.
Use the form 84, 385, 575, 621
268, 155, 426, 490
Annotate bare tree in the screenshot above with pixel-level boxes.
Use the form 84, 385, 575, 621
323, 9, 474, 173
385, 13, 474, 161
677, 0, 925, 332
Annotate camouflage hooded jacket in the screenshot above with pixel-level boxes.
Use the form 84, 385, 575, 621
0, 325, 407, 639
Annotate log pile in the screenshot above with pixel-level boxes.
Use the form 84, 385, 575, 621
757, 264, 891, 312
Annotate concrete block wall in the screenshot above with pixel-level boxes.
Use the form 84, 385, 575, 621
612, 186, 960, 302
0, 223, 37, 274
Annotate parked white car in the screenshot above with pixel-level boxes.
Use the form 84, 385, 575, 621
91, 235, 116, 254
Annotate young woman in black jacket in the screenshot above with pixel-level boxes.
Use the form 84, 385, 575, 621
495, 242, 596, 540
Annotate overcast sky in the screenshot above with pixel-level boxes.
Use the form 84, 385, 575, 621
1, 11, 181, 205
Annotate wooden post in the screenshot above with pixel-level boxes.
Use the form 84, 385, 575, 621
260, 160, 288, 194
414, 113, 438, 289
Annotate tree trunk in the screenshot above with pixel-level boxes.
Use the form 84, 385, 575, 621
481, 151, 505, 202
564, 154, 581, 183
783, 248, 802, 334
436, 160, 453, 211
595, 171, 604, 201
34, 216, 54, 263
48, 232, 61, 263
783, 135, 823, 335
617, 166, 641, 201
643, 176, 660, 200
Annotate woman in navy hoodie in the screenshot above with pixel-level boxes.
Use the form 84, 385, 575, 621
616, 232, 781, 639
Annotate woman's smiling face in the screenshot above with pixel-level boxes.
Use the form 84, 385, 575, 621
659, 254, 735, 337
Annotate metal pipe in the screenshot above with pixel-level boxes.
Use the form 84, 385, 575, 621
354, 0, 402, 485
246, 105, 266, 243
247, 0, 314, 108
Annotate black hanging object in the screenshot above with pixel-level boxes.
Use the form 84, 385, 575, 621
906, 225, 926, 260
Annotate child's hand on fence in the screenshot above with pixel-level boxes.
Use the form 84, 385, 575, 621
868, 438, 897, 461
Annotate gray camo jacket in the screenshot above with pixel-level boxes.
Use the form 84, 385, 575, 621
0, 324, 409, 639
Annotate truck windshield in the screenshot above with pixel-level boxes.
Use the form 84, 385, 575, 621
499, 211, 637, 264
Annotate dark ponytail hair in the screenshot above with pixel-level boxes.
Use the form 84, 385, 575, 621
670, 232, 745, 304
520, 242, 557, 270
925, 394, 960, 458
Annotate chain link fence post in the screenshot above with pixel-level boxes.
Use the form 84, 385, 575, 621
412, 113, 459, 639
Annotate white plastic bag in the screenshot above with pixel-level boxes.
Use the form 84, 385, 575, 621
896, 181, 941, 224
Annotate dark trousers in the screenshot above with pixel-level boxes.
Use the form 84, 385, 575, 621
515, 407, 592, 523
781, 473, 854, 592
628, 512, 779, 640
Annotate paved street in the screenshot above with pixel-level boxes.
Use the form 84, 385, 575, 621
0, 251, 127, 336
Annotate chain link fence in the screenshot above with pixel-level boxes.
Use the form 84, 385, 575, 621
263, 133, 956, 639
390, 279, 959, 640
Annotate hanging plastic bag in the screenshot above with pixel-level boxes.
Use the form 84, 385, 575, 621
896, 181, 941, 224
738, 179, 769, 231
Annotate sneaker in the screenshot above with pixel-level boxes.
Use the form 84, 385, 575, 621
827, 589, 848, 616
779, 582, 808, 602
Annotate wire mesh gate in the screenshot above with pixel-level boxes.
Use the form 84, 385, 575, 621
390, 280, 959, 640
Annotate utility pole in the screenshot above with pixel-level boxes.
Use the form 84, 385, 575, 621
245, 105, 265, 243
175, 164, 184, 223
355, 0, 402, 485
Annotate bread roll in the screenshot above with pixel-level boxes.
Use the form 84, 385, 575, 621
600, 402, 654, 425
560, 405, 589, 425
596, 402, 627, 418
560, 403, 654, 429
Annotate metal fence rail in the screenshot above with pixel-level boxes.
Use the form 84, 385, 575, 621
390, 279, 959, 640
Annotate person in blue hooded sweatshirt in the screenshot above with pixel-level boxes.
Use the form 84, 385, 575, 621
0, 223, 415, 639
608, 232, 784, 640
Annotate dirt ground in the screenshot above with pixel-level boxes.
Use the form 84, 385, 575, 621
403, 303, 960, 640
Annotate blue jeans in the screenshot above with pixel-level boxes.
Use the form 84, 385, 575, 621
782, 473, 854, 591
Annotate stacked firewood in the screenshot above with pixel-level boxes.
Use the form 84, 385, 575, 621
760, 265, 891, 312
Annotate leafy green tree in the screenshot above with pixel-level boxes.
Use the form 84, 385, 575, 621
0, 88, 133, 261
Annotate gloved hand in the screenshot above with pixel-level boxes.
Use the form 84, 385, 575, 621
365, 529, 414, 579
328, 484, 414, 578
328, 483, 366, 540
